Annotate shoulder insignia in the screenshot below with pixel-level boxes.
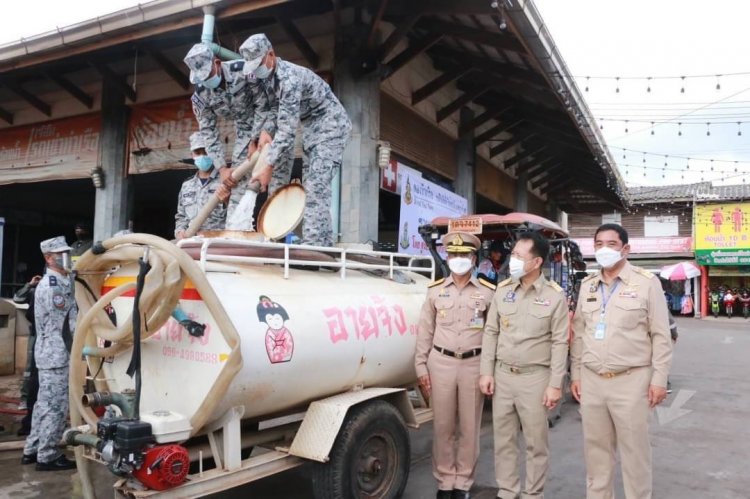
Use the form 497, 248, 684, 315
191, 92, 207, 115
547, 280, 563, 292
496, 277, 513, 288
48, 275, 58, 286
428, 278, 445, 288
229, 60, 245, 72
634, 267, 655, 279
478, 278, 496, 290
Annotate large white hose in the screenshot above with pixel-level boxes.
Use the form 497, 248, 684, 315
70, 233, 244, 497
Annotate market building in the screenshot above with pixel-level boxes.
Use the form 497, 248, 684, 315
0, 0, 627, 296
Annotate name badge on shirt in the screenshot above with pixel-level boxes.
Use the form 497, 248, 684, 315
533, 298, 551, 306
469, 308, 484, 329
594, 322, 606, 340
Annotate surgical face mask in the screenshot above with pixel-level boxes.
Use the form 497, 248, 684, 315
595, 246, 623, 269
448, 256, 473, 276
254, 61, 272, 79
508, 256, 528, 280
202, 72, 222, 89
194, 155, 213, 171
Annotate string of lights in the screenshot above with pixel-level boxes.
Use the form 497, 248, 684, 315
612, 146, 750, 164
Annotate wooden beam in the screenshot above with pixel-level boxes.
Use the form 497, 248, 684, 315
91, 63, 136, 102
366, 0, 390, 49
144, 47, 190, 91
516, 155, 556, 175
543, 177, 573, 195
7, 83, 51, 116
526, 160, 563, 180
0, 105, 13, 124
45, 72, 94, 108
382, 33, 443, 80
277, 17, 320, 69
417, 18, 524, 53
533, 169, 568, 190
436, 85, 489, 123
430, 45, 547, 87
473, 118, 523, 147
378, 9, 422, 61
489, 132, 536, 158
459, 105, 511, 137
504, 145, 548, 169
412, 66, 470, 106
386, 0, 493, 16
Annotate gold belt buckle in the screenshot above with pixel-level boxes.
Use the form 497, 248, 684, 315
454, 351, 463, 359
509, 366, 519, 374
603, 372, 616, 378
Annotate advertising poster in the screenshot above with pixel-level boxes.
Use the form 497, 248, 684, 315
397, 173, 468, 256
695, 202, 750, 265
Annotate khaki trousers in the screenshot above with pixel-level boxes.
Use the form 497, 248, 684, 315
581, 366, 653, 499
427, 349, 484, 491
492, 367, 550, 499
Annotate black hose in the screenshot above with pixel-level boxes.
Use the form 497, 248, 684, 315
126, 251, 151, 420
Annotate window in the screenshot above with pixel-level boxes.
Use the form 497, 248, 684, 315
644, 215, 679, 237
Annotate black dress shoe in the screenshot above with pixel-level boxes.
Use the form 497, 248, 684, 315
452, 490, 471, 499
436, 491, 452, 499
21, 453, 37, 465
35, 455, 76, 471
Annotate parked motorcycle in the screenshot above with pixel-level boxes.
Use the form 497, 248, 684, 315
710, 290, 721, 318
739, 290, 750, 319
724, 289, 736, 319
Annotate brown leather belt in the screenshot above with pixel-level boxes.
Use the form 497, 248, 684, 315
434, 346, 481, 360
498, 363, 546, 374
585, 366, 632, 378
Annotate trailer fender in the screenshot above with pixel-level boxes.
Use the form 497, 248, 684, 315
288, 387, 416, 462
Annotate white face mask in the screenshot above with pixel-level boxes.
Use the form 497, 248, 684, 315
595, 247, 623, 269
508, 256, 527, 280
254, 61, 272, 79
448, 257, 473, 276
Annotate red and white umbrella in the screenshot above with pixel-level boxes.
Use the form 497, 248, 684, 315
660, 261, 701, 280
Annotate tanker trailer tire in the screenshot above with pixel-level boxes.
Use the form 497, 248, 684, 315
311, 400, 410, 499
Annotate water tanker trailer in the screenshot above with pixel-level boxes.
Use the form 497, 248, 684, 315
66, 233, 435, 498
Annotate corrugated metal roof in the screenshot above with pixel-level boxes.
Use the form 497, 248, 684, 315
629, 182, 750, 203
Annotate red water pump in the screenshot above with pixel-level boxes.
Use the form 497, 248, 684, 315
132, 444, 190, 491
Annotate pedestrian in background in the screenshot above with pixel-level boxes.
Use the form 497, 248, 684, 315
479, 232, 569, 499
571, 224, 672, 499
13, 274, 42, 436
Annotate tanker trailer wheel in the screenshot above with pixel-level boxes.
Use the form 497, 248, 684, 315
311, 400, 410, 499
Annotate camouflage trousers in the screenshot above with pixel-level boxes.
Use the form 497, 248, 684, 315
23, 366, 69, 462
299, 140, 346, 247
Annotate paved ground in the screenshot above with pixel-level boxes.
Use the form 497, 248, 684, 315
1, 316, 749, 498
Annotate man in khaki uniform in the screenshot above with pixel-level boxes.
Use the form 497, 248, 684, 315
416, 232, 496, 499
570, 224, 672, 499
479, 232, 569, 499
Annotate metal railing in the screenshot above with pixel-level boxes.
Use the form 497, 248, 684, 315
176, 237, 436, 281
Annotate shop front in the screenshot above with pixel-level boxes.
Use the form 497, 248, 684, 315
695, 201, 750, 317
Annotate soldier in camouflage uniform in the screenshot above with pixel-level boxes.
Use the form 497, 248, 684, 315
22, 236, 77, 471
174, 132, 229, 238
183, 43, 254, 220
240, 34, 353, 247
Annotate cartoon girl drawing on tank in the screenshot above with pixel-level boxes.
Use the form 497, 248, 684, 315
257, 295, 294, 363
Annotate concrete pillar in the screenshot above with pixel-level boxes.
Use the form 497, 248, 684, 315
93, 78, 131, 240
515, 170, 529, 212
454, 107, 476, 213
333, 26, 381, 244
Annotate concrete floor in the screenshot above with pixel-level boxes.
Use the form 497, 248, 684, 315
1, 316, 749, 498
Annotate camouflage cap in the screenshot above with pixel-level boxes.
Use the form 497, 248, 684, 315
183, 43, 215, 84
239, 34, 273, 75
40, 236, 72, 254
441, 232, 480, 254
189, 131, 207, 151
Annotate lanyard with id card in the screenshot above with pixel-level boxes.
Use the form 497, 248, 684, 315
595, 281, 619, 340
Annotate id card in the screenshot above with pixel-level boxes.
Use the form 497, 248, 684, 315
469, 316, 485, 329
594, 322, 606, 340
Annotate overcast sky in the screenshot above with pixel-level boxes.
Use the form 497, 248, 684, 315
534, 0, 750, 187
5, 0, 749, 188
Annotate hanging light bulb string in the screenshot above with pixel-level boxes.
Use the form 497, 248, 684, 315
605, 85, 750, 140
612, 146, 750, 165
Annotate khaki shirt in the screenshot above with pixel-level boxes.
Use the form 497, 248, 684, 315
480, 274, 570, 388
571, 261, 673, 387
415, 275, 496, 378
